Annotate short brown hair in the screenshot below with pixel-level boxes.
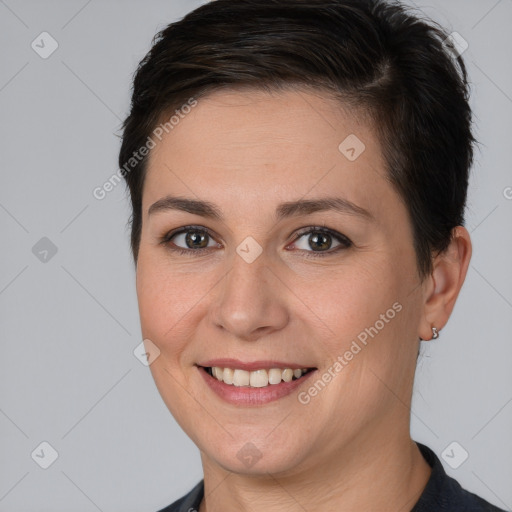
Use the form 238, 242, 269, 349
118, 0, 475, 278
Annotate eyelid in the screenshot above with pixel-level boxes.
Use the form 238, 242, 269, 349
291, 225, 352, 245
161, 225, 216, 243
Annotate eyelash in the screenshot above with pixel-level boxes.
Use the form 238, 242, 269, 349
160, 225, 352, 258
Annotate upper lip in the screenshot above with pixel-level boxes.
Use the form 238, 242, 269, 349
198, 359, 315, 371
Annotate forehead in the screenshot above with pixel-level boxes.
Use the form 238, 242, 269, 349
152, 87, 378, 156
143, 88, 391, 220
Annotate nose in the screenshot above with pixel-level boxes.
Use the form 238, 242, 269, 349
210, 250, 289, 341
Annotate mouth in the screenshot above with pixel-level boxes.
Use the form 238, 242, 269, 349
196, 361, 317, 405
201, 366, 315, 388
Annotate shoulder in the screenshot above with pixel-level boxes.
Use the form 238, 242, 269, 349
156, 480, 204, 512
412, 443, 507, 512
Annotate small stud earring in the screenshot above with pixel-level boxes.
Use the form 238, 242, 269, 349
431, 326, 439, 339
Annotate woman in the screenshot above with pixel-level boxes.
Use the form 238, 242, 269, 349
118, 0, 506, 510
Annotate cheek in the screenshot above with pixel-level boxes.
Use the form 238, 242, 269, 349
301, 266, 417, 436
304, 262, 398, 336
136, 254, 195, 352
303, 256, 417, 388
135, 250, 224, 369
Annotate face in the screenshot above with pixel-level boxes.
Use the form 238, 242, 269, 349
136, 88, 426, 476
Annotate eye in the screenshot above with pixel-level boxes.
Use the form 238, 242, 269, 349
160, 225, 352, 258
161, 225, 220, 255
288, 226, 352, 257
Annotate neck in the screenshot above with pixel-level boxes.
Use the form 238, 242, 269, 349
199, 433, 431, 512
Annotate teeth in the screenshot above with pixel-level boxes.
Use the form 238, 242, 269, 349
208, 367, 309, 387
268, 368, 283, 385
250, 369, 268, 387
223, 367, 234, 385
282, 368, 293, 382
233, 369, 250, 386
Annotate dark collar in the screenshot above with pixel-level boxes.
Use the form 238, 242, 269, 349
411, 442, 505, 511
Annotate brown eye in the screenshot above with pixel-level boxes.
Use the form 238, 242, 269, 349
307, 232, 333, 251
290, 227, 352, 256
183, 230, 209, 249
162, 226, 220, 254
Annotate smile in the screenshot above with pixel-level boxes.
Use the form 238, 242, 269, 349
198, 363, 317, 405
205, 366, 313, 388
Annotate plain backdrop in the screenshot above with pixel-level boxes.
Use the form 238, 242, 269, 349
0, 1, 511, 511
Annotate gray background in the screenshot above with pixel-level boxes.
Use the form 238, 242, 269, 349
0, 0, 511, 510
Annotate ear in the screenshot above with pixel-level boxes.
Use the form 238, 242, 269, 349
418, 226, 472, 341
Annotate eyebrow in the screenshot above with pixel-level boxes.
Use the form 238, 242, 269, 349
147, 195, 374, 222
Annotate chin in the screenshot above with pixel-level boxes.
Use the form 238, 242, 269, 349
199, 431, 316, 477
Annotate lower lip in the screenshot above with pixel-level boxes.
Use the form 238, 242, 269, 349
198, 366, 316, 406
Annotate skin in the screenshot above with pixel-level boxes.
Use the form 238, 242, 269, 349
135, 88, 472, 511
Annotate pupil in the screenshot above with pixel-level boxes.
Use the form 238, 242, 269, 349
310, 232, 331, 251
186, 231, 207, 249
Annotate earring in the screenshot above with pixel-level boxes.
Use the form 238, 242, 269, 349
431, 326, 439, 339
